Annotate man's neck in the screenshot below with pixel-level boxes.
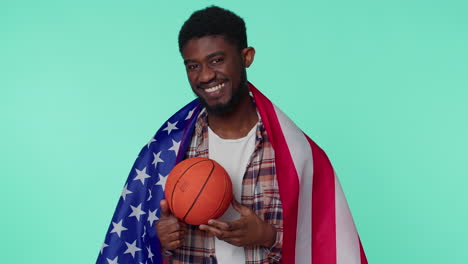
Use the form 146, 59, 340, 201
207, 96, 258, 139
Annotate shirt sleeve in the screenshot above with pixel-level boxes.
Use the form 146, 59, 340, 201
264, 223, 283, 263
262, 189, 283, 263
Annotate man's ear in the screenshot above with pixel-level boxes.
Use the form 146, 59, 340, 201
242, 47, 256, 68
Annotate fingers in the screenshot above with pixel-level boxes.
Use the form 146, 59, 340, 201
199, 219, 246, 242
156, 216, 185, 233
156, 219, 186, 250
225, 219, 244, 230
178, 219, 188, 230
167, 230, 185, 242
160, 200, 171, 217
165, 239, 184, 250
199, 204, 269, 247
207, 219, 232, 231
199, 224, 224, 237
159, 200, 187, 229
155, 201, 187, 250
207, 219, 245, 232
163, 230, 185, 250
199, 224, 239, 240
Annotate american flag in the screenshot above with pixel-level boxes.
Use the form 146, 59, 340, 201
96, 83, 368, 264
96, 99, 201, 264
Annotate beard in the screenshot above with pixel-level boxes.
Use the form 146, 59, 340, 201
195, 69, 248, 116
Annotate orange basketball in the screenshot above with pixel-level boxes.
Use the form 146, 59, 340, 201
164, 157, 233, 225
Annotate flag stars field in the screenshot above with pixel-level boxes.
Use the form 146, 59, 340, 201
147, 209, 159, 226
155, 173, 168, 188
185, 108, 195, 120
146, 138, 156, 148
124, 240, 142, 258
97, 101, 206, 263
100, 242, 108, 254
152, 151, 164, 168
162, 121, 178, 135
110, 220, 127, 237
106, 256, 119, 264
146, 188, 152, 201
133, 167, 151, 185
129, 203, 146, 221
146, 246, 154, 261
121, 183, 132, 201
168, 139, 181, 155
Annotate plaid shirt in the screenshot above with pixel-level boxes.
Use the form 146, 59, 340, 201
167, 108, 283, 264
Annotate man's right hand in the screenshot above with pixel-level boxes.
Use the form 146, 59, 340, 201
155, 200, 187, 250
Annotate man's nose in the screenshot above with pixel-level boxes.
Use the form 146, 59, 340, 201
199, 65, 216, 83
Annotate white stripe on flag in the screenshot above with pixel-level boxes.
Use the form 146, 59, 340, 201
335, 175, 361, 264
274, 106, 313, 263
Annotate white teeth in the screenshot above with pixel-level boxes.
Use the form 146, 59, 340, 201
205, 83, 224, 93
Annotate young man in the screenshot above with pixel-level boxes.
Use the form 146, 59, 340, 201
97, 6, 367, 264
156, 7, 280, 263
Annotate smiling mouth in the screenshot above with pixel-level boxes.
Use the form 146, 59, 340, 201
204, 82, 225, 93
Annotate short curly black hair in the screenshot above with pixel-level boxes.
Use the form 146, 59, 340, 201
178, 6, 247, 53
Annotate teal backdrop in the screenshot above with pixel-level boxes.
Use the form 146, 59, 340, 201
1, 0, 467, 263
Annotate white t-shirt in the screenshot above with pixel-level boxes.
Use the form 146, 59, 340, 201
208, 123, 257, 264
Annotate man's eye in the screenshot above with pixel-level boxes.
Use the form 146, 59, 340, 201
211, 58, 223, 64
187, 64, 198, 70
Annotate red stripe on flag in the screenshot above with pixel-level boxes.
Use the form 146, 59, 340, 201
250, 84, 299, 264
306, 136, 337, 264
359, 237, 368, 264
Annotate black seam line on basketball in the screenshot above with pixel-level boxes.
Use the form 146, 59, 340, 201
207, 168, 230, 220
170, 159, 208, 214
208, 177, 230, 220
182, 160, 215, 222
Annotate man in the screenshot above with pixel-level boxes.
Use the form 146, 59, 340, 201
97, 6, 367, 264
155, 7, 280, 264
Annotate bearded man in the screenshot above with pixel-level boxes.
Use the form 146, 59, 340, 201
97, 6, 367, 264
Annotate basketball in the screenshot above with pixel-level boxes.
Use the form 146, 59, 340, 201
164, 157, 233, 225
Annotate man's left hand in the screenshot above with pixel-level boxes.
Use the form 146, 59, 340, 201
199, 200, 276, 248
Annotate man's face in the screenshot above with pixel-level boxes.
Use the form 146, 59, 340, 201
181, 35, 249, 115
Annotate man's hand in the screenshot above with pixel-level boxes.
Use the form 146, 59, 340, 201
155, 200, 187, 250
199, 200, 276, 248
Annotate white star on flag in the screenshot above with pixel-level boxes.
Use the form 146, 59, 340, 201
147, 209, 159, 226
121, 183, 132, 201
185, 108, 195, 120
162, 121, 178, 135
146, 138, 156, 148
110, 220, 127, 237
133, 167, 151, 185
168, 139, 180, 155
146, 188, 152, 202
124, 240, 142, 258
156, 174, 168, 189
100, 242, 108, 254
152, 151, 164, 168
147, 246, 154, 261
106, 256, 119, 264
129, 203, 146, 221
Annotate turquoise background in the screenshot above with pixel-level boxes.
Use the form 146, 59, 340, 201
1, 0, 467, 263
